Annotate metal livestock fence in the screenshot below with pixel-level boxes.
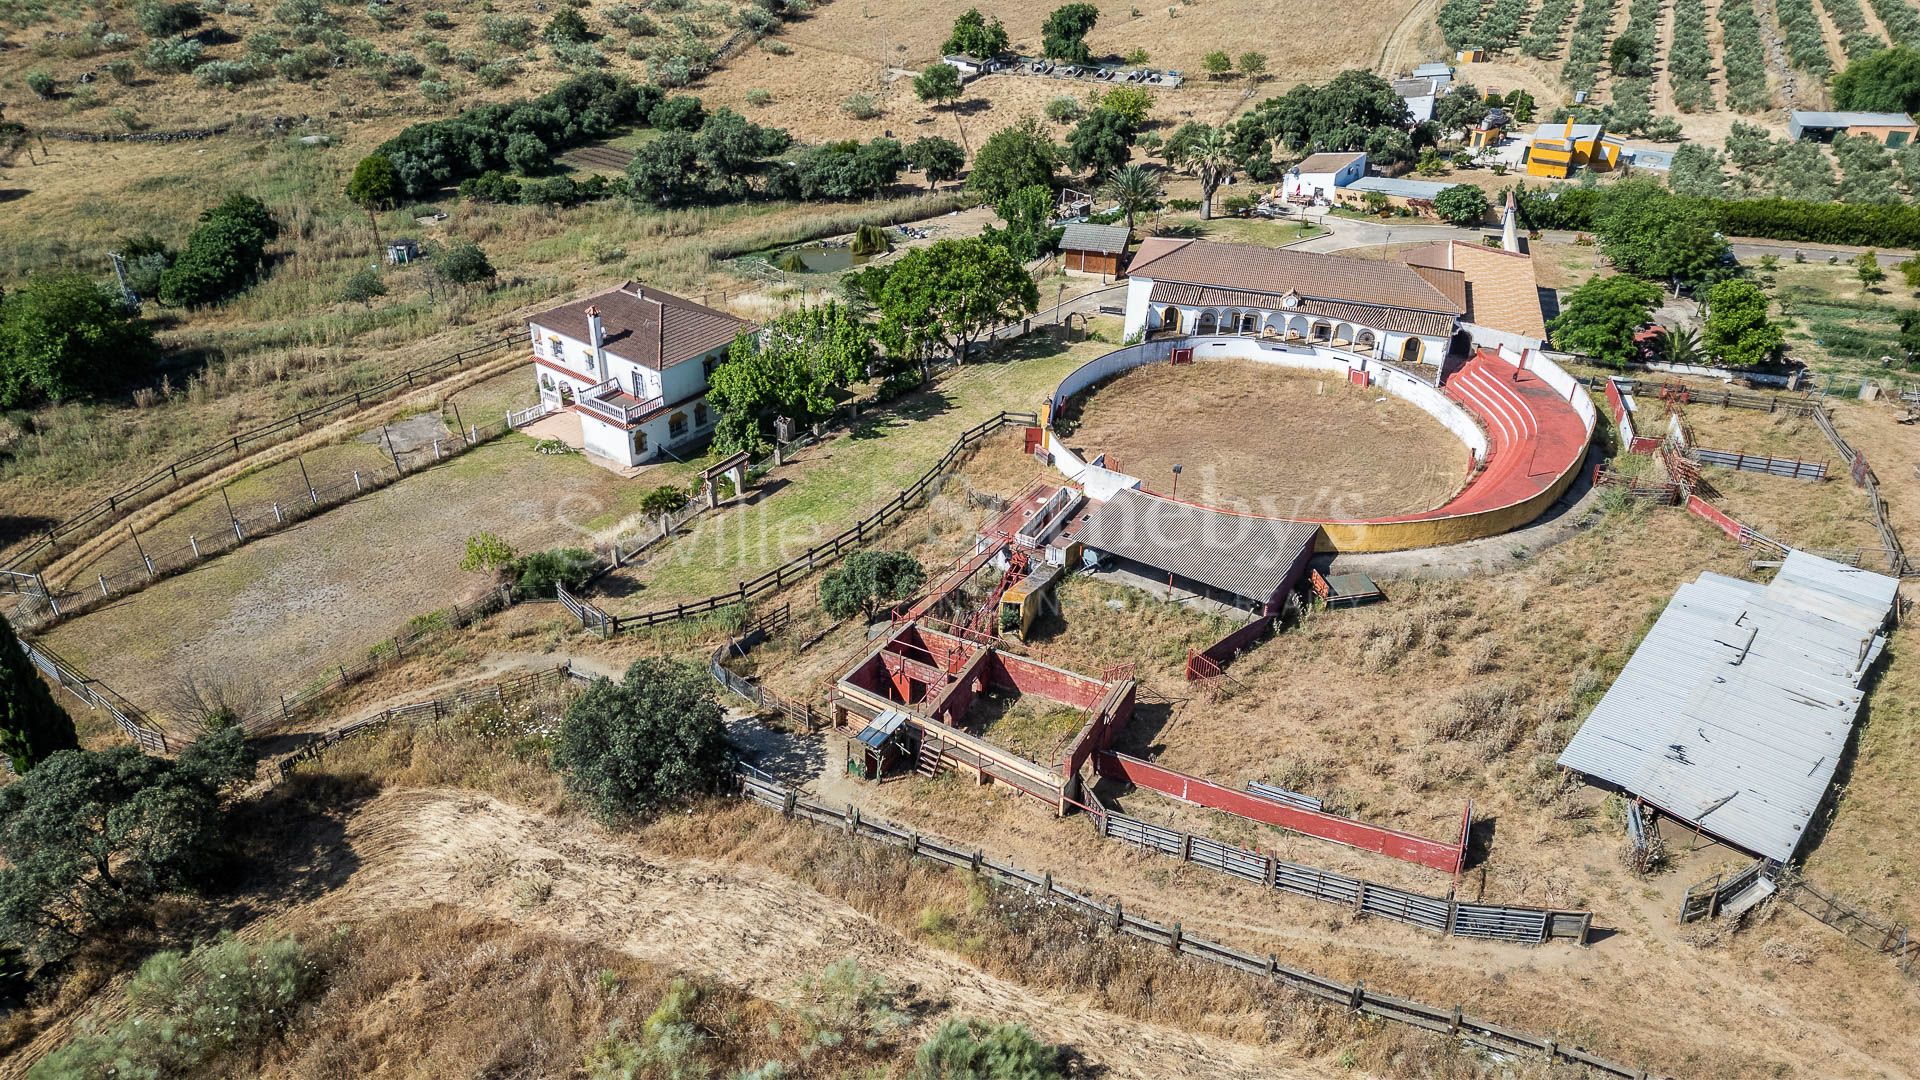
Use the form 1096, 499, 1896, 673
3, 332, 518, 576
1099, 810, 1590, 945
13, 416, 518, 632
733, 774, 1662, 1079
1691, 447, 1828, 480
19, 639, 169, 753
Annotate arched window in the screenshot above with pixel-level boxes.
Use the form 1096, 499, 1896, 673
1400, 337, 1424, 364
695, 402, 710, 428
1238, 311, 1259, 334
632, 430, 648, 453
669, 411, 689, 438
1311, 322, 1332, 343
1196, 310, 1219, 334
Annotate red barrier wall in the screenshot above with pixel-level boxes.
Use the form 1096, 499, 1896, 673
1686, 494, 1743, 538
1093, 751, 1466, 873
1187, 613, 1276, 681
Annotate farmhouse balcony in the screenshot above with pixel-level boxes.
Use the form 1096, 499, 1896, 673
574, 378, 660, 426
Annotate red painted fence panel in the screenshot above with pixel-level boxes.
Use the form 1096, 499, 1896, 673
1093, 751, 1467, 874
1686, 494, 1743, 539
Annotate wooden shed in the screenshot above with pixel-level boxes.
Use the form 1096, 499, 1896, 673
1058, 223, 1131, 277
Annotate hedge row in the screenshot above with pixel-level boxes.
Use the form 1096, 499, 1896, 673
1517, 184, 1920, 246
1867, 0, 1920, 46
1562, 0, 1620, 89
1718, 0, 1775, 113
1670, 0, 1715, 111
1775, 0, 1837, 76
1819, 0, 1885, 59
1522, 0, 1579, 57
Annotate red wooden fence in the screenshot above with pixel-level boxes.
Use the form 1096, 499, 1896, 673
1686, 494, 1743, 539
1093, 751, 1468, 874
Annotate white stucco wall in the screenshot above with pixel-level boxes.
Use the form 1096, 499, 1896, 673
580, 414, 636, 464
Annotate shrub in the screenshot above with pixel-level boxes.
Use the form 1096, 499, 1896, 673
819, 550, 925, 620
105, 58, 137, 84
476, 61, 516, 86
1043, 95, 1083, 123
460, 531, 517, 574
910, 1019, 1064, 1080
745, 87, 771, 105
194, 59, 261, 88
340, 266, 386, 306
481, 13, 535, 47
136, 0, 204, 37
142, 33, 205, 72
842, 93, 881, 119
552, 658, 732, 820
423, 9, 451, 27
434, 240, 495, 285
544, 7, 591, 43
649, 92, 705, 130
510, 547, 596, 599
157, 195, 279, 307
24, 70, 54, 99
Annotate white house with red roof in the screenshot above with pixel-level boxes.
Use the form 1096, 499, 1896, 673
527, 281, 754, 467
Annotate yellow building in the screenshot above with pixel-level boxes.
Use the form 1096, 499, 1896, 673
1524, 119, 1623, 178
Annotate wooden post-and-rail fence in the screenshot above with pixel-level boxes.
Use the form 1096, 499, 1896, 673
734, 773, 1662, 1080
558, 412, 1039, 639
1, 332, 519, 578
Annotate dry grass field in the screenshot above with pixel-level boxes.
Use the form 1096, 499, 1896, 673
1064, 358, 1467, 517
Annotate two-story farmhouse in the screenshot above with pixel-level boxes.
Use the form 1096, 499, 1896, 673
527, 282, 754, 467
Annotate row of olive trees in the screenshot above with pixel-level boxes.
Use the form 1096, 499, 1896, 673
1775, 0, 1837, 77
1669, 0, 1715, 111
1822, 0, 1886, 60
1716, 0, 1774, 112
1561, 0, 1620, 90
1521, 0, 1578, 58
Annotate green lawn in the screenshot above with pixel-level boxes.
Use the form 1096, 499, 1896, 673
1193, 216, 1327, 246
611, 336, 1107, 605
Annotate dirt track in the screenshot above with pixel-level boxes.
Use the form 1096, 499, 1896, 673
317, 789, 1317, 1079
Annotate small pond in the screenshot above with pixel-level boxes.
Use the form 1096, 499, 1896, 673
769, 243, 884, 274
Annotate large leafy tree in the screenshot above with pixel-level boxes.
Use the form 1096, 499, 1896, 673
628, 130, 707, 206
0, 275, 154, 407
913, 64, 969, 152
551, 658, 731, 821
873, 238, 1040, 372
1040, 3, 1098, 64
346, 152, 400, 250
1227, 70, 1409, 177
905, 135, 965, 190
1548, 273, 1663, 366
1432, 82, 1488, 137
1165, 122, 1235, 220
1065, 107, 1135, 179
966, 118, 1059, 205
819, 550, 927, 620
943, 8, 1009, 59
1832, 45, 1920, 114
1590, 179, 1728, 287
0, 619, 76, 774
157, 195, 280, 307
1703, 279, 1784, 367
0, 729, 255, 964
988, 184, 1057, 261
708, 302, 870, 453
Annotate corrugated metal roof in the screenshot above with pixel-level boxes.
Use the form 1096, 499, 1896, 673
1343, 175, 1454, 201
1791, 110, 1915, 128
1556, 551, 1897, 862
1074, 489, 1320, 603
1059, 222, 1131, 255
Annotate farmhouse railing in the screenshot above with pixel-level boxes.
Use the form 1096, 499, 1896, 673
733, 773, 1656, 1078
3, 331, 519, 576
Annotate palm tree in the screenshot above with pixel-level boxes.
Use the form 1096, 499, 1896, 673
1098, 165, 1165, 231
1653, 324, 1704, 367
1173, 124, 1235, 220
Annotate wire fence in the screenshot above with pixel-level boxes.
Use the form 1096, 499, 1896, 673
12, 415, 520, 632
274, 662, 584, 780
2, 332, 519, 577
734, 773, 1663, 1079
1779, 875, 1918, 981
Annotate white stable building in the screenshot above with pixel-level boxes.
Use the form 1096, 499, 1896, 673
1121, 238, 1465, 367
1281, 151, 1368, 202
527, 281, 753, 467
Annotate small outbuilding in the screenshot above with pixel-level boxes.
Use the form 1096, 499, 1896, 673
1335, 175, 1455, 215
1788, 110, 1918, 146
1281, 150, 1368, 203
1058, 222, 1131, 276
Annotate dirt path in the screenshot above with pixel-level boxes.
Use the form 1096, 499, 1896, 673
314, 789, 1320, 1080
1377, 0, 1445, 78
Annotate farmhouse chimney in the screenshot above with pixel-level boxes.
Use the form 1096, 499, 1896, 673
585, 305, 606, 376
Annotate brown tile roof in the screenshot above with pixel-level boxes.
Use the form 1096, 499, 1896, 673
1292, 151, 1367, 174
527, 281, 754, 370
1403, 241, 1547, 340
1146, 282, 1458, 337
1127, 239, 1465, 316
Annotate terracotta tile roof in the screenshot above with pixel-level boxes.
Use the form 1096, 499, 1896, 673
1147, 282, 1457, 337
1126, 239, 1465, 316
1403, 241, 1547, 341
527, 281, 754, 370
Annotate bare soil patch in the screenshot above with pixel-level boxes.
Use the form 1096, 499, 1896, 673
1063, 358, 1466, 518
